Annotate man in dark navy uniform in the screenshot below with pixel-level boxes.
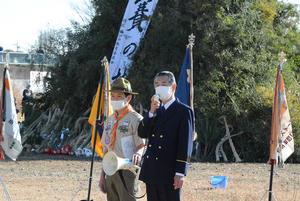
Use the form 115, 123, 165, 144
138, 71, 194, 201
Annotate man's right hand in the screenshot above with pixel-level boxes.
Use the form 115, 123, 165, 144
99, 171, 106, 193
150, 95, 160, 114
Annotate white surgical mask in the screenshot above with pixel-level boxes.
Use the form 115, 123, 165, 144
111, 99, 127, 111
155, 86, 172, 101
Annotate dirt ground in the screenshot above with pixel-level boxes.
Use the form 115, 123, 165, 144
0, 154, 299, 201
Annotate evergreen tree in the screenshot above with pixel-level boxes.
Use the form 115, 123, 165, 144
28, 0, 300, 161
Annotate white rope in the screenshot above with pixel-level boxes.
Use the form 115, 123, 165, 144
259, 190, 280, 201
0, 176, 12, 201
259, 166, 300, 201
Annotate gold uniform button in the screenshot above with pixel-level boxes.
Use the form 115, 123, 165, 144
158, 146, 162, 149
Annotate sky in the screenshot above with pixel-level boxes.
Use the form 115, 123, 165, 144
0, 0, 299, 52
285, 0, 300, 4
0, 0, 87, 51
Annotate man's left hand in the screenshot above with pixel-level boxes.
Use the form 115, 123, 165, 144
173, 175, 184, 189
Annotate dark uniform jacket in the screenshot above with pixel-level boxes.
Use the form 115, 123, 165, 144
138, 99, 194, 185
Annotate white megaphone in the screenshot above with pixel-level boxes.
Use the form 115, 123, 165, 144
102, 151, 140, 176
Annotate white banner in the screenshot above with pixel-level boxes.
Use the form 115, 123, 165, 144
0, 69, 23, 161
279, 97, 294, 163
30, 71, 49, 93
109, 0, 159, 81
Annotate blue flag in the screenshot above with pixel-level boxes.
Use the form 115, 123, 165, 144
176, 48, 191, 105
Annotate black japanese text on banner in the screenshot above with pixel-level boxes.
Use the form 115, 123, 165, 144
109, 0, 159, 81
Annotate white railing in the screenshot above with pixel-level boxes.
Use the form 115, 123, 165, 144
0, 51, 58, 67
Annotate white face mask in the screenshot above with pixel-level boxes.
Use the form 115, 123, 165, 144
155, 86, 172, 101
111, 99, 127, 111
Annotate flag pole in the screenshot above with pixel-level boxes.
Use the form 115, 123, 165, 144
268, 51, 286, 201
268, 159, 275, 201
188, 33, 195, 111
188, 33, 198, 142
84, 58, 106, 201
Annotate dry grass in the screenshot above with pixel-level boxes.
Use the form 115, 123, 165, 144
0, 154, 299, 201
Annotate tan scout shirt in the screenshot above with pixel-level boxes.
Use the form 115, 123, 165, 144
101, 110, 144, 159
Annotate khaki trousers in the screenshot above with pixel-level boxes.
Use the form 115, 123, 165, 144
105, 170, 138, 201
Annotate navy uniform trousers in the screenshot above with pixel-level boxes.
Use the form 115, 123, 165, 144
146, 183, 180, 201
138, 99, 194, 201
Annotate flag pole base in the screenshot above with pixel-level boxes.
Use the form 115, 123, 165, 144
265, 160, 279, 201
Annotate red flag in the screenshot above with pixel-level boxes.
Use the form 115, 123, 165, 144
269, 65, 294, 165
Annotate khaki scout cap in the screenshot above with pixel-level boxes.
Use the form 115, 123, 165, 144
109, 77, 138, 95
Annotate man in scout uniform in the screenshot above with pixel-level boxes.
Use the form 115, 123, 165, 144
99, 77, 145, 201
138, 71, 194, 201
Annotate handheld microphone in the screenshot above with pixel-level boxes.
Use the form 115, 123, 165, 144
153, 94, 160, 102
